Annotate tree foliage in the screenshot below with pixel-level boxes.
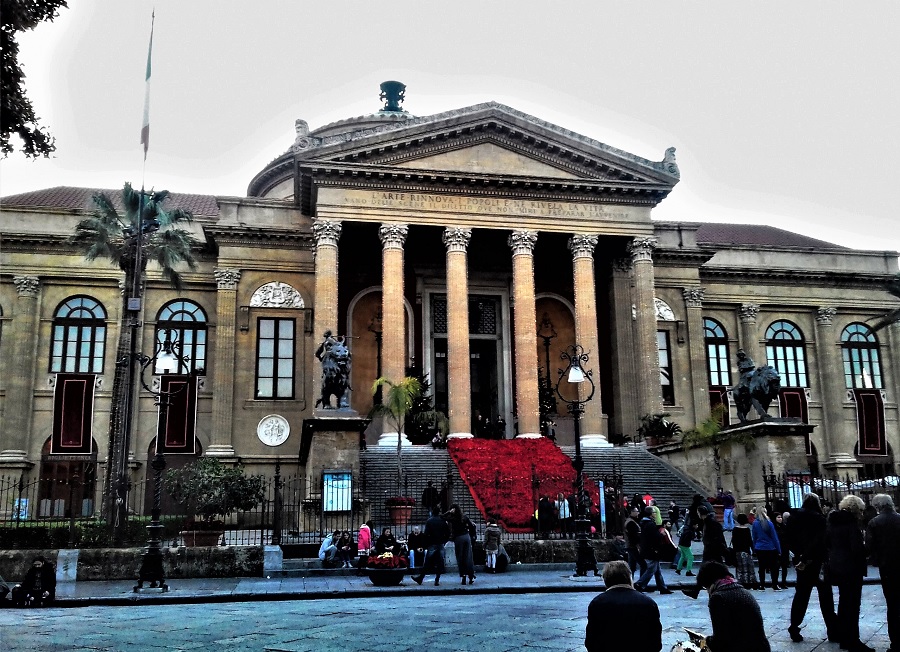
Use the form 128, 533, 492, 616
164, 458, 266, 523
1, 0, 68, 157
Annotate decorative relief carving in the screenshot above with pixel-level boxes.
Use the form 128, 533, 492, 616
815, 307, 837, 325
214, 268, 242, 291
291, 119, 311, 152
682, 287, 705, 308
627, 237, 657, 262
13, 275, 39, 297
312, 220, 342, 248
655, 298, 677, 322
379, 223, 409, 250
739, 303, 761, 323
612, 257, 633, 273
250, 282, 305, 309
663, 147, 680, 178
568, 234, 598, 259
443, 227, 472, 253
508, 230, 537, 256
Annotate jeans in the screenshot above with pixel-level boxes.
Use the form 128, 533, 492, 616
790, 561, 836, 632
635, 559, 667, 590
676, 545, 694, 572
723, 508, 735, 531
627, 548, 647, 577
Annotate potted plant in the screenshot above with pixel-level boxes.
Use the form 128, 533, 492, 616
365, 551, 408, 586
638, 412, 682, 446
164, 457, 266, 547
371, 376, 446, 524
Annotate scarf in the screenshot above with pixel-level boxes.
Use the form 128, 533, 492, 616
708, 576, 737, 594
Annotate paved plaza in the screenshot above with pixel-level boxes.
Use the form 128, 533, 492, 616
0, 569, 891, 652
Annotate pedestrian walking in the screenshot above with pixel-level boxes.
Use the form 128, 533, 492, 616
556, 492, 573, 539
412, 507, 452, 586
634, 507, 673, 594
444, 503, 476, 585
721, 490, 736, 531
732, 513, 759, 589
774, 512, 791, 589
483, 518, 502, 573
826, 495, 873, 652
624, 507, 647, 578
751, 506, 781, 590
675, 522, 697, 576
786, 492, 837, 643
700, 506, 727, 564
865, 493, 900, 652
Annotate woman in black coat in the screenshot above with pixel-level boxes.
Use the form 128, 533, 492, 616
696, 561, 770, 652
444, 504, 476, 585
826, 495, 873, 652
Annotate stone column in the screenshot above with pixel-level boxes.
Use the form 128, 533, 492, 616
814, 307, 855, 471
629, 237, 663, 419
568, 235, 608, 446
608, 257, 639, 438
312, 220, 342, 411
0, 276, 41, 467
207, 268, 241, 458
738, 303, 761, 364
379, 223, 409, 445
509, 230, 540, 438
444, 227, 473, 439
683, 287, 710, 424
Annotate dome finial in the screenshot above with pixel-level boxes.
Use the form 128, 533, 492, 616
379, 81, 406, 113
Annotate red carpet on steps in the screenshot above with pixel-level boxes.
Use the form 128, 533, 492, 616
447, 438, 600, 532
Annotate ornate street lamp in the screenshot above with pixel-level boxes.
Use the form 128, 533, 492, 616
537, 314, 558, 438
133, 328, 192, 592
554, 344, 599, 577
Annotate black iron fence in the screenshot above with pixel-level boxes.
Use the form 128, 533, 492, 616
762, 464, 900, 516
0, 460, 627, 549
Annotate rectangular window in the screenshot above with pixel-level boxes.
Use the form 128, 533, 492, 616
256, 318, 295, 399
657, 330, 675, 406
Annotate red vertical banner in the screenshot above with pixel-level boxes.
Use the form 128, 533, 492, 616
51, 374, 95, 454
779, 388, 811, 454
157, 375, 197, 454
854, 389, 886, 456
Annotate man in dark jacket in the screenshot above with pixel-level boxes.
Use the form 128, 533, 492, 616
585, 560, 662, 652
826, 495, 873, 652
624, 507, 647, 578
634, 507, 672, 594
866, 493, 900, 652
412, 507, 452, 586
696, 561, 770, 652
700, 506, 726, 564
786, 493, 837, 643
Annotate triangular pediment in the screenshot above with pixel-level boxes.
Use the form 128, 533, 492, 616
392, 141, 581, 179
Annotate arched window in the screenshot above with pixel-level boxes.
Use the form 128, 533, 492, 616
765, 320, 808, 387
50, 296, 107, 373
704, 318, 730, 386
841, 323, 882, 389
155, 300, 207, 374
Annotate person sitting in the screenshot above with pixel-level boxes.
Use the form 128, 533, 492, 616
12, 556, 56, 607
585, 560, 662, 651
695, 561, 770, 652
407, 526, 426, 569
336, 530, 355, 569
318, 530, 339, 568
374, 527, 401, 556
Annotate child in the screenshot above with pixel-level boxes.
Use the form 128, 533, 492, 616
483, 519, 502, 573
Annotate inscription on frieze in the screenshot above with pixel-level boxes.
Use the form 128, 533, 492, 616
330, 189, 630, 221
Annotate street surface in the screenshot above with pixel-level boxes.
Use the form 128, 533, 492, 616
1, 583, 889, 651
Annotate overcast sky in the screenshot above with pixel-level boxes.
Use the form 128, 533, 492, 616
2, 1, 899, 256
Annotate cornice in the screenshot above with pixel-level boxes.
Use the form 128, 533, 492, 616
204, 225, 314, 250
0, 232, 75, 251
699, 265, 897, 289
654, 249, 716, 268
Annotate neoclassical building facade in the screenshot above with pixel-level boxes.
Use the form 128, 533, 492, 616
1, 91, 898, 514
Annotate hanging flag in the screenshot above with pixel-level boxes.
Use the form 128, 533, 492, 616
140, 11, 155, 159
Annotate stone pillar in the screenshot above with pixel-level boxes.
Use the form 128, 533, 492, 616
444, 227, 473, 439
814, 307, 856, 472
379, 223, 409, 445
509, 230, 540, 438
683, 287, 710, 424
312, 220, 342, 411
207, 268, 241, 458
609, 257, 639, 438
738, 303, 761, 364
629, 237, 663, 419
568, 235, 608, 446
0, 276, 41, 467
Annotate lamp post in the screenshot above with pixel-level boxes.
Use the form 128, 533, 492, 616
133, 328, 192, 592
554, 344, 599, 577
537, 314, 558, 438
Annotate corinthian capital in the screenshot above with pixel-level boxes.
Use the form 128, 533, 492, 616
13, 275, 40, 297
682, 287, 705, 308
568, 234, 598, 260
739, 303, 761, 323
379, 223, 408, 250
816, 306, 837, 325
312, 220, 342, 248
214, 268, 242, 290
443, 227, 472, 253
628, 237, 657, 262
508, 230, 537, 256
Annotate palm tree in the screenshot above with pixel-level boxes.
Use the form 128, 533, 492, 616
869, 274, 900, 333
72, 182, 198, 532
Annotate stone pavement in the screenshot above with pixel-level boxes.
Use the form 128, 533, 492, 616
0, 566, 891, 652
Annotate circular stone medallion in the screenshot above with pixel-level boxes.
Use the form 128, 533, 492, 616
257, 414, 290, 447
